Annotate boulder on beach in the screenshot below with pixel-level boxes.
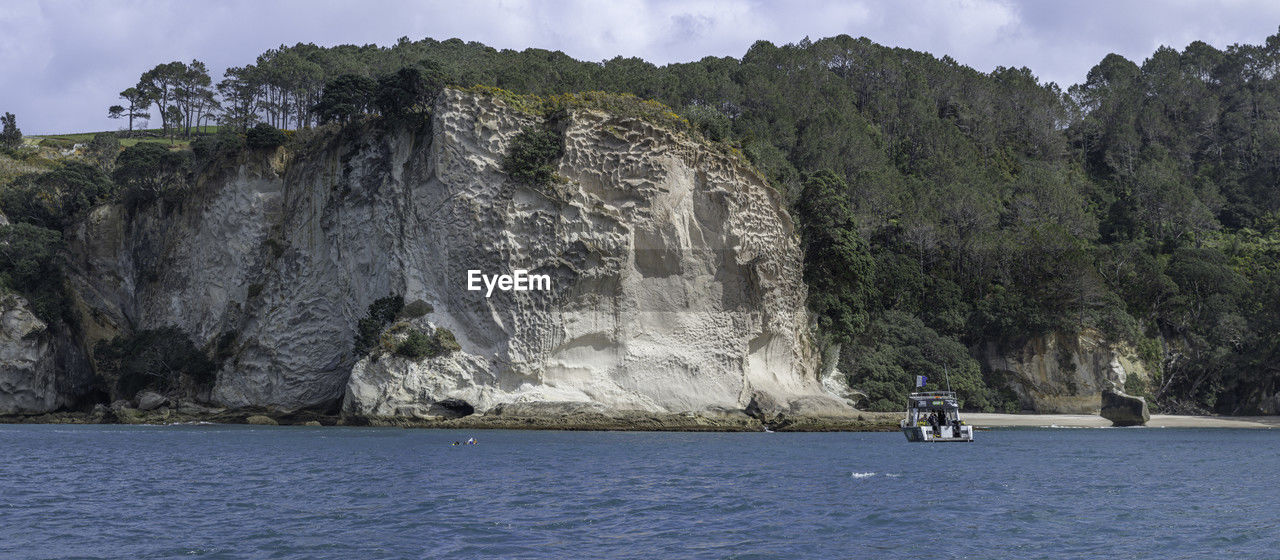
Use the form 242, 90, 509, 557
136, 392, 167, 411
245, 415, 278, 425
1101, 388, 1149, 426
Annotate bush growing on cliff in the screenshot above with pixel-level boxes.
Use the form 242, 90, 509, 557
0, 162, 116, 229
0, 223, 67, 323
113, 142, 190, 211
502, 124, 564, 187
191, 131, 246, 163
313, 74, 376, 125
354, 295, 404, 356
87, 133, 120, 171
374, 66, 446, 119
845, 311, 1009, 412
394, 327, 461, 360
795, 170, 874, 345
93, 326, 217, 399
245, 123, 287, 150
682, 105, 731, 142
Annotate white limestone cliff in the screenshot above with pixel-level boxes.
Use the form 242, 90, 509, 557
63, 89, 844, 419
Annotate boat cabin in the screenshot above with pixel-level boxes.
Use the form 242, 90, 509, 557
901, 391, 974, 442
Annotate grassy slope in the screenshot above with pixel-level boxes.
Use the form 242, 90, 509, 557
28, 126, 225, 148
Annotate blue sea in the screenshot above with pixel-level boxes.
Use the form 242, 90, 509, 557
0, 424, 1275, 559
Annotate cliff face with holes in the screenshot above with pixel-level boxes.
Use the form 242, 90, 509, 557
980, 329, 1150, 414
49, 89, 846, 421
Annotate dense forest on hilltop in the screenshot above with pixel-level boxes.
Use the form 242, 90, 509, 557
4, 33, 1280, 414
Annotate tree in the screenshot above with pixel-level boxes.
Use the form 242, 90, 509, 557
164, 106, 183, 141
0, 161, 116, 228
108, 105, 125, 121
117, 87, 152, 133
87, 132, 120, 171
354, 295, 404, 356
502, 125, 564, 187
93, 326, 216, 399
173, 59, 214, 136
845, 311, 1004, 412
113, 142, 190, 210
312, 74, 376, 125
795, 170, 875, 345
374, 66, 444, 118
218, 66, 262, 132
245, 123, 286, 149
0, 223, 66, 322
137, 61, 187, 135
0, 112, 20, 149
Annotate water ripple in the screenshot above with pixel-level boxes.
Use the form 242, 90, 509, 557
0, 426, 1275, 558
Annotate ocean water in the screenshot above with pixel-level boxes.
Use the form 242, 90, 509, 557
0, 424, 1275, 559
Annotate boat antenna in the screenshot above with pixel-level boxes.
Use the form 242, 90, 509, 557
944, 366, 952, 392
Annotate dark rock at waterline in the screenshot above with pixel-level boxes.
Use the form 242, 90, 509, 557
429, 398, 475, 419
744, 391, 782, 422
245, 415, 278, 425
1101, 388, 1149, 426
136, 391, 167, 411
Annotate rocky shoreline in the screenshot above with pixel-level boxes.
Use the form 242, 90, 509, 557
0, 404, 904, 432
6, 409, 1274, 431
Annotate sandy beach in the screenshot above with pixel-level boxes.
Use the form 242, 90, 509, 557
966, 413, 1280, 429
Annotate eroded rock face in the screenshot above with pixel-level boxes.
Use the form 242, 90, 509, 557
65, 89, 839, 418
0, 294, 91, 414
342, 91, 835, 418
0, 294, 56, 414
982, 330, 1149, 414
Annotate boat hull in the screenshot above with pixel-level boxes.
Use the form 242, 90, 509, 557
902, 425, 974, 442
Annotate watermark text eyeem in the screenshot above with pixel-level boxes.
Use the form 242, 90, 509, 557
467, 269, 551, 297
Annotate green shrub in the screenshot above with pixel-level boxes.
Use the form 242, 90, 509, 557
394, 327, 461, 359
394, 329, 434, 359
434, 327, 460, 353
245, 123, 287, 150
682, 105, 731, 142
463, 86, 690, 133
191, 132, 245, 162
501, 125, 564, 187
353, 294, 404, 356
0, 223, 67, 322
38, 138, 76, 150
313, 74, 376, 125
113, 142, 190, 211
374, 66, 446, 119
93, 326, 216, 399
87, 133, 120, 170
845, 311, 1007, 412
0, 161, 116, 228
796, 170, 874, 345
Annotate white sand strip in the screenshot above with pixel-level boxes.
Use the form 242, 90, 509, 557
963, 413, 1278, 429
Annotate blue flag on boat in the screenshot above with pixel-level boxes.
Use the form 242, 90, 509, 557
915, 375, 926, 387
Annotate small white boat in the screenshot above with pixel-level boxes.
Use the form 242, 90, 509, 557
901, 391, 974, 442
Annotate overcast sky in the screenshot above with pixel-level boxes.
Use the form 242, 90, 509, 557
3, 0, 1280, 135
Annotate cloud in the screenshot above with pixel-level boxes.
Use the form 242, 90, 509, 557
2, 0, 1279, 134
